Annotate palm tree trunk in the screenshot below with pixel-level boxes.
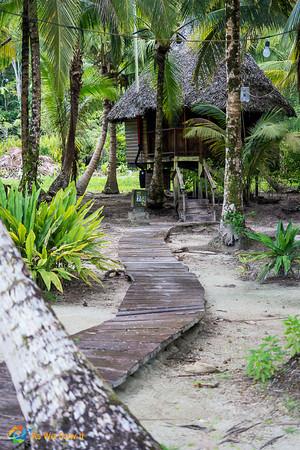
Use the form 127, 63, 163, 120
148, 45, 169, 208
29, 0, 41, 186
220, 0, 243, 246
0, 221, 160, 450
103, 121, 119, 194
20, 0, 30, 191
49, 47, 83, 195
77, 99, 111, 195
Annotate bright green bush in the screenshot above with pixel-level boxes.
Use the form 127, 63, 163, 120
0, 181, 108, 292
246, 336, 286, 383
241, 221, 300, 281
40, 134, 61, 162
284, 316, 300, 357
246, 316, 300, 383
223, 210, 245, 236
0, 136, 21, 156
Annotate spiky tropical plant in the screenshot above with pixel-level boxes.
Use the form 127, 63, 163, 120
0, 181, 109, 291
241, 221, 300, 281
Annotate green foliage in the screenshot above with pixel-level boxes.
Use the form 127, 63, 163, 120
223, 211, 245, 236
185, 105, 300, 195
0, 136, 21, 156
246, 336, 286, 383
39, 134, 61, 162
181, 169, 199, 192
247, 316, 300, 383
284, 316, 300, 357
0, 181, 109, 292
241, 221, 300, 281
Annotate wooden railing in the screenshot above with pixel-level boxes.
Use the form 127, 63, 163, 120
173, 166, 187, 221
203, 160, 217, 221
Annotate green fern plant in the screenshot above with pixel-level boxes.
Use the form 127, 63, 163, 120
240, 221, 300, 281
0, 181, 109, 292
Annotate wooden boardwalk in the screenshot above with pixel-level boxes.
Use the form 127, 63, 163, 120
0, 224, 205, 447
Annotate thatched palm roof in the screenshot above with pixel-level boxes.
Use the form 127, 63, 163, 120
108, 44, 295, 121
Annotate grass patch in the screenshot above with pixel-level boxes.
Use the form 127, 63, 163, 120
88, 172, 139, 193
1, 171, 140, 194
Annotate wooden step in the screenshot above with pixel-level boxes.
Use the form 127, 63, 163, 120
187, 199, 210, 206
186, 214, 214, 222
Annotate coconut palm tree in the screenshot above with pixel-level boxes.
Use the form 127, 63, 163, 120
133, 0, 180, 208
0, 220, 160, 449
20, 0, 41, 192
185, 0, 295, 244
76, 0, 131, 194
0, 0, 82, 190
220, 0, 243, 246
48, 45, 84, 193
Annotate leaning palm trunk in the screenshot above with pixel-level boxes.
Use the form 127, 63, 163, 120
103, 121, 119, 194
77, 99, 111, 195
148, 45, 169, 208
49, 48, 83, 195
0, 221, 160, 450
220, 0, 243, 246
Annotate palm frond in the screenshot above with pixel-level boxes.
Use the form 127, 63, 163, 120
80, 66, 117, 101
163, 52, 183, 124
39, 0, 82, 97
192, 103, 226, 128
136, 0, 179, 41
185, 118, 225, 156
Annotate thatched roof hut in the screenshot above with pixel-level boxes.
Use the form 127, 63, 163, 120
109, 44, 295, 121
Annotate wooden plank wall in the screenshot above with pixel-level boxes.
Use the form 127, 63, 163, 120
125, 119, 139, 164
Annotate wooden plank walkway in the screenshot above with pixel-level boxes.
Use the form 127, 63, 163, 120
0, 224, 205, 447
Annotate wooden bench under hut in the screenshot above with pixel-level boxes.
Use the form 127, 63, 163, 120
108, 44, 295, 222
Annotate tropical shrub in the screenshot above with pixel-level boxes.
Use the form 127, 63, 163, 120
246, 316, 300, 383
284, 316, 300, 357
223, 210, 245, 236
0, 181, 108, 292
240, 221, 300, 281
246, 336, 286, 383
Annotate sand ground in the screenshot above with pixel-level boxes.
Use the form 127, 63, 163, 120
3, 193, 300, 449
117, 226, 300, 450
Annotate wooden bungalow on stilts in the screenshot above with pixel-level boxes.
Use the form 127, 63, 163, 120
108, 44, 295, 222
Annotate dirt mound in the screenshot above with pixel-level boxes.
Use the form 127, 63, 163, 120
0, 147, 58, 179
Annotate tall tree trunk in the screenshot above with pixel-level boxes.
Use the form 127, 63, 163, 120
103, 121, 119, 194
220, 0, 243, 246
0, 220, 160, 450
49, 47, 83, 195
77, 99, 111, 195
29, 0, 41, 185
148, 45, 169, 208
20, 0, 41, 193
20, 0, 30, 191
